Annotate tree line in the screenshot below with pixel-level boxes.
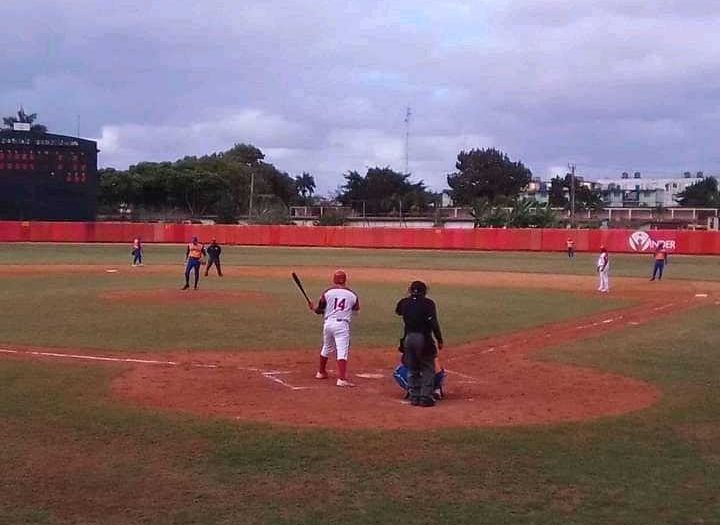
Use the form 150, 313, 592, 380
98, 144, 307, 223
97, 144, 545, 224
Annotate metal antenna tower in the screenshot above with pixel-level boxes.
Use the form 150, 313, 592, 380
568, 163, 576, 228
404, 106, 412, 174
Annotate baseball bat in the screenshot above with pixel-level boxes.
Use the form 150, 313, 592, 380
291, 272, 312, 306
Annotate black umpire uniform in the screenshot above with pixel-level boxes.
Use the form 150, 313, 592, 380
205, 239, 223, 276
395, 281, 444, 407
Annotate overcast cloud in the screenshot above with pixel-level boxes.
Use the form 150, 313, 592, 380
2, 0, 720, 193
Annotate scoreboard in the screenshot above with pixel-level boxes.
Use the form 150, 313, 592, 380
0, 131, 98, 220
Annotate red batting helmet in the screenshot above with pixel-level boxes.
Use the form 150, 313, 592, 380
333, 269, 347, 285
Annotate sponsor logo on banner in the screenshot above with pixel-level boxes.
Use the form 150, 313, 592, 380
628, 230, 676, 252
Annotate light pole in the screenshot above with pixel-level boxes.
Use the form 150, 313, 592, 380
248, 172, 255, 223
568, 163, 576, 228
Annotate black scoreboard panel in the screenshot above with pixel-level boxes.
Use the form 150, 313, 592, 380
0, 132, 98, 220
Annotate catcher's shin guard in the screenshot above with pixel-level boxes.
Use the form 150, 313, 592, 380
433, 368, 446, 399
393, 364, 409, 393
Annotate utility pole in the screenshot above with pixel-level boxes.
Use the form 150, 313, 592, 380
404, 106, 411, 174
568, 163, 576, 228
248, 172, 255, 223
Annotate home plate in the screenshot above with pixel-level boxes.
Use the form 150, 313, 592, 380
356, 373, 384, 379
105, 269, 119, 273
695, 293, 708, 298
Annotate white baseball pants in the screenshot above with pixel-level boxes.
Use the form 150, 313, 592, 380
321, 320, 351, 360
598, 268, 609, 292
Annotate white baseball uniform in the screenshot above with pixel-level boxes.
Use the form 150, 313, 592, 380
597, 252, 609, 292
318, 286, 359, 360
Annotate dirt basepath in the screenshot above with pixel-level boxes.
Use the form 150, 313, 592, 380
2, 266, 718, 429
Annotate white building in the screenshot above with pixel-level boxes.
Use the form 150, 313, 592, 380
595, 171, 707, 207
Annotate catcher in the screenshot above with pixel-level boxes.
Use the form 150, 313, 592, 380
393, 356, 446, 401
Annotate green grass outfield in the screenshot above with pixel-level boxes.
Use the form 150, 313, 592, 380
0, 273, 623, 351
2, 242, 720, 281
1, 245, 719, 524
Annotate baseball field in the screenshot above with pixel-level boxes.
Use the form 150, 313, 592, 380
1, 244, 719, 524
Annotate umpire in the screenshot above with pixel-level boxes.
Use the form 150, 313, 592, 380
205, 238, 223, 277
395, 281, 444, 407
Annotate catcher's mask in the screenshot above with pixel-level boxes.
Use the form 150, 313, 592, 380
333, 269, 347, 285
409, 280, 427, 297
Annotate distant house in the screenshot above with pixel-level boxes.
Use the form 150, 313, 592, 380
596, 171, 706, 207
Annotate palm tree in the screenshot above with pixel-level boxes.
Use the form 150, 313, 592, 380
469, 197, 507, 228
2, 108, 48, 133
294, 172, 316, 199
531, 203, 559, 227
507, 199, 535, 227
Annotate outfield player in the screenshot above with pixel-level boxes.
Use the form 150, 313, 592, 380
566, 238, 575, 258
131, 236, 143, 267
650, 242, 668, 281
182, 237, 206, 290
395, 281, 444, 407
309, 270, 359, 387
597, 246, 609, 293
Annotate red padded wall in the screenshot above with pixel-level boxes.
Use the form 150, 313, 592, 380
0, 221, 718, 254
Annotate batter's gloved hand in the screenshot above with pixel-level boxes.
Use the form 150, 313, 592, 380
307, 301, 314, 311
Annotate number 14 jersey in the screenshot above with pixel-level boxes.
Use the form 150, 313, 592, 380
319, 286, 360, 322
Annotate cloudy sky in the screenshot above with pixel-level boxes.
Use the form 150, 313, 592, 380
2, 0, 719, 193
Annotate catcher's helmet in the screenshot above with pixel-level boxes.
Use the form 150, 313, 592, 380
333, 269, 347, 285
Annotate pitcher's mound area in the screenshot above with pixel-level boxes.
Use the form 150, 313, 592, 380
99, 289, 273, 304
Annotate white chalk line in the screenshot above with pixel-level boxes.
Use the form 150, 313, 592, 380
261, 372, 311, 391
653, 303, 675, 311
0, 348, 178, 366
445, 368, 484, 383
0, 347, 309, 391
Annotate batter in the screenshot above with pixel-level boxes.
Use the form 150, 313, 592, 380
309, 269, 360, 387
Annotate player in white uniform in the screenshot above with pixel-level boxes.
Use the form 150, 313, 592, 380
597, 246, 609, 293
309, 270, 360, 387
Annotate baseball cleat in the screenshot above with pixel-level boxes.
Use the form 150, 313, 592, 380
315, 371, 328, 379
336, 378, 355, 387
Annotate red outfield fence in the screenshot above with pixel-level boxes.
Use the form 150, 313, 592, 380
0, 221, 719, 255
